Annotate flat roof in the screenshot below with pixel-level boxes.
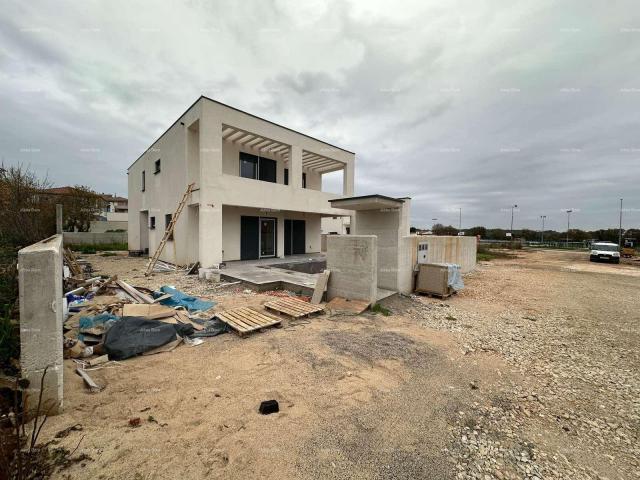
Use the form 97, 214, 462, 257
330, 194, 408, 211
128, 96, 355, 170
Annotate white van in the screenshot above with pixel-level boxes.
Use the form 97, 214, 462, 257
590, 242, 620, 264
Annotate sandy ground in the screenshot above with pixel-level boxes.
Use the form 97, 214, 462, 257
40, 249, 639, 479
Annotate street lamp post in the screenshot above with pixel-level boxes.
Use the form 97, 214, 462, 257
458, 208, 462, 231
566, 209, 573, 246
619, 198, 623, 249
510, 204, 518, 236
540, 215, 546, 243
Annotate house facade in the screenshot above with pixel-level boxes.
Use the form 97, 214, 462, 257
127, 96, 355, 268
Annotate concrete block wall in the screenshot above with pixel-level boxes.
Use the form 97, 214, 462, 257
326, 235, 377, 305
63, 231, 128, 245
18, 234, 64, 415
411, 235, 477, 273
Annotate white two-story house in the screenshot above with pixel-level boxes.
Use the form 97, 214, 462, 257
127, 96, 355, 268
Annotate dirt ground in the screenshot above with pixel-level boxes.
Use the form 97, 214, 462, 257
41, 249, 639, 479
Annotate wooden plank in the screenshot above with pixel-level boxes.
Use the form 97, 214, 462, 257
76, 367, 102, 393
216, 312, 250, 332
239, 307, 279, 324
277, 297, 324, 313
311, 270, 330, 304
116, 280, 154, 304
221, 310, 258, 330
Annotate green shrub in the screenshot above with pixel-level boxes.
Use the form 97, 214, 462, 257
370, 303, 391, 316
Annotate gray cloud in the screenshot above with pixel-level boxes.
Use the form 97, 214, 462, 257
1, 0, 639, 229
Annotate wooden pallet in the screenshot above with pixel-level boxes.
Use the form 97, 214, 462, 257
415, 289, 457, 299
263, 297, 325, 318
215, 307, 281, 336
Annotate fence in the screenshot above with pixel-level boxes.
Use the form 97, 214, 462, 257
62, 231, 127, 246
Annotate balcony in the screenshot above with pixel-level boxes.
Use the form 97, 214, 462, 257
215, 174, 351, 215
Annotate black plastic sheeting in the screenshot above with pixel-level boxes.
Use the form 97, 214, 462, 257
191, 318, 229, 338
103, 317, 194, 360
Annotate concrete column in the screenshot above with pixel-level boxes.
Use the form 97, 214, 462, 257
19, 234, 64, 415
290, 145, 303, 189
343, 160, 354, 197
276, 213, 285, 258
55, 204, 63, 234
198, 102, 224, 267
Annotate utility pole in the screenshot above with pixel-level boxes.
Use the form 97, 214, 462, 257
540, 215, 546, 243
458, 208, 462, 231
566, 209, 573, 246
619, 198, 623, 249
510, 204, 518, 236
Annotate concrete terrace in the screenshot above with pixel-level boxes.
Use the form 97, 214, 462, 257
220, 253, 395, 300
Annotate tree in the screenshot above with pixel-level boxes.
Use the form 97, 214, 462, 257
58, 186, 105, 232
0, 163, 55, 247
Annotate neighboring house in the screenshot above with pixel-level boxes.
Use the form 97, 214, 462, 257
100, 194, 128, 222
321, 216, 351, 235
127, 96, 355, 267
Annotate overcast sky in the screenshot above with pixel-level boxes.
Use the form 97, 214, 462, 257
1, 0, 639, 230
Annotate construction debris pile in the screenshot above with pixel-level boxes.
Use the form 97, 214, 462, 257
61, 252, 328, 391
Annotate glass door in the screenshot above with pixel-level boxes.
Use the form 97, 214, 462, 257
260, 218, 276, 257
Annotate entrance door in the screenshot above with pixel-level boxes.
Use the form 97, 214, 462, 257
292, 220, 306, 254
260, 218, 276, 258
240, 216, 259, 260
284, 219, 306, 255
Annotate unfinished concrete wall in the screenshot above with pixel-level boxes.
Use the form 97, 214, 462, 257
411, 235, 477, 273
63, 232, 127, 245
19, 235, 64, 415
326, 235, 377, 304
354, 209, 399, 291
89, 220, 128, 233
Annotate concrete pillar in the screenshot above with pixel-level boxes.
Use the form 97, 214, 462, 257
276, 213, 285, 258
56, 204, 63, 234
343, 160, 354, 196
290, 145, 303, 189
198, 101, 223, 267
19, 234, 64, 415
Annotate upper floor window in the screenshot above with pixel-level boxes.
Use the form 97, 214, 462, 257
283, 168, 307, 187
239, 152, 276, 183
150, 216, 156, 229
154, 159, 161, 174
142, 170, 145, 192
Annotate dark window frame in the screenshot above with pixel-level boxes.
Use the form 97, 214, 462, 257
154, 159, 161, 174
142, 170, 145, 192
165, 213, 174, 241
284, 168, 289, 185
302, 172, 307, 188
150, 216, 156, 229
239, 152, 277, 183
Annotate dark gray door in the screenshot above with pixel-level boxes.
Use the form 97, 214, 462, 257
240, 216, 259, 260
292, 220, 306, 254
